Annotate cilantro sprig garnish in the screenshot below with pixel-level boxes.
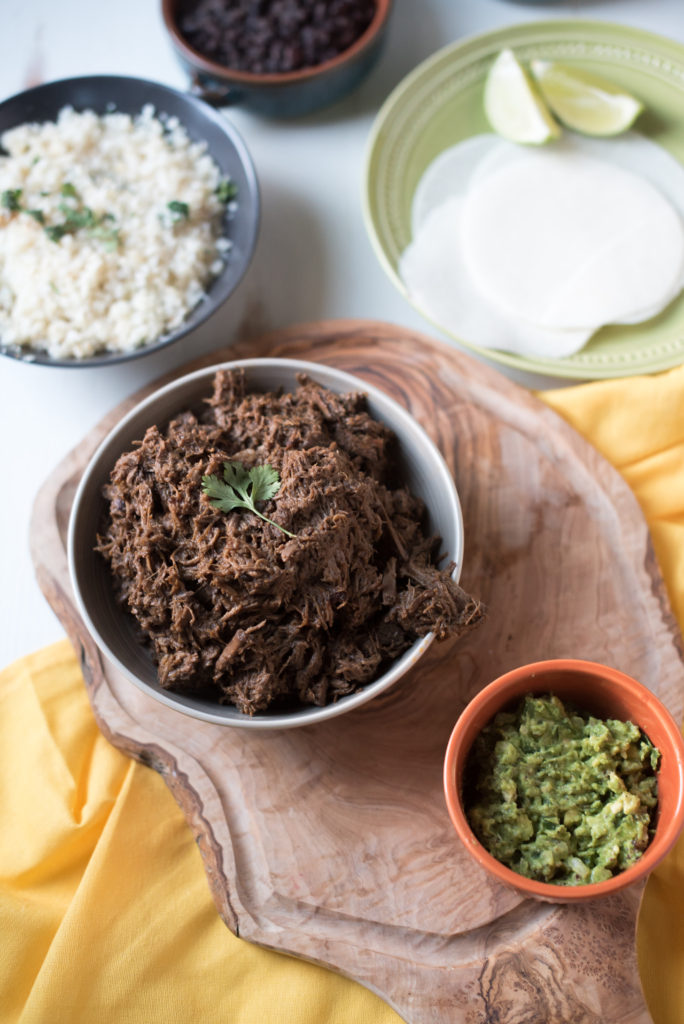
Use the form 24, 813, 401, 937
2, 181, 119, 251
201, 461, 295, 538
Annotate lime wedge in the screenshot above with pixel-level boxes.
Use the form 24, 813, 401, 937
530, 60, 644, 136
484, 49, 561, 145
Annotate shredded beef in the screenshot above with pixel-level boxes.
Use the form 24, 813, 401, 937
96, 370, 484, 714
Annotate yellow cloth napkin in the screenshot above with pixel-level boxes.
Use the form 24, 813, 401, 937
542, 366, 684, 1024
2, 364, 684, 1023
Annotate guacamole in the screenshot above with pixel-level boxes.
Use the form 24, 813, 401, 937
464, 693, 660, 885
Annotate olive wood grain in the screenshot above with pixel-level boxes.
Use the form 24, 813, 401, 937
30, 319, 684, 1024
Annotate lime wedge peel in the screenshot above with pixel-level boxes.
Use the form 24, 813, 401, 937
483, 49, 561, 146
530, 60, 644, 137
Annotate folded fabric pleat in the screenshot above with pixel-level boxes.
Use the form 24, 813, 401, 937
1, 641, 400, 1024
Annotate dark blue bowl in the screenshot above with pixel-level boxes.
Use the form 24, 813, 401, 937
161, 0, 393, 118
0, 75, 260, 367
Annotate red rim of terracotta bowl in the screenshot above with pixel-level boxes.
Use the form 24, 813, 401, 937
443, 658, 684, 902
162, 0, 393, 86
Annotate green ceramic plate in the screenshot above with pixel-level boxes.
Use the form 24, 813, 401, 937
364, 20, 684, 379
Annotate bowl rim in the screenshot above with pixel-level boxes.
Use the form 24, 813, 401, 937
0, 74, 260, 368
443, 658, 684, 900
68, 355, 465, 730
161, 0, 393, 86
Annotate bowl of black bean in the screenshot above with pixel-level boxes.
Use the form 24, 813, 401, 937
161, 0, 393, 117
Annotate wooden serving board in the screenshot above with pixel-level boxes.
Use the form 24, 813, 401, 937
31, 319, 684, 1023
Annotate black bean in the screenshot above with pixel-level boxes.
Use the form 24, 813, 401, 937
178, 0, 376, 73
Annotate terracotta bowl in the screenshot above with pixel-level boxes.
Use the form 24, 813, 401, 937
161, 0, 394, 117
68, 357, 464, 730
443, 659, 684, 902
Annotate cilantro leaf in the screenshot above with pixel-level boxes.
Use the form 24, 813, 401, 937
59, 203, 96, 229
216, 179, 237, 203
45, 224, 68, 243
248, 463, 281, 503
201, 461, 294, 538
167, 200, 190, 222
1, 189, 22, 212
221, 460, 252, 504
201, 473, 249, 513
88, 221, 120, 251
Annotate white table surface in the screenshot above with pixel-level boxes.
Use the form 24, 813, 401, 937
1, 0, 683, 669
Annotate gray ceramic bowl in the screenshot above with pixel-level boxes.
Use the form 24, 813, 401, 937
161, 0, 394, 117
0, 75, 259, 367
68, 358, 464, 729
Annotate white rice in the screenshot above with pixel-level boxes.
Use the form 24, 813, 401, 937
0, 104, 233, 359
